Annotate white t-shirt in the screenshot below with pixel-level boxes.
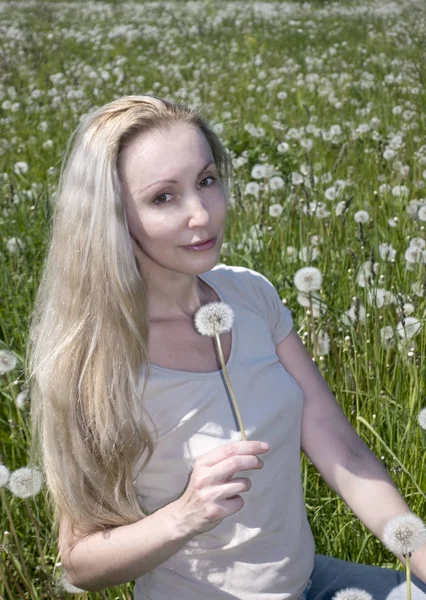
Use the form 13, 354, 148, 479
132, 264, 315, 599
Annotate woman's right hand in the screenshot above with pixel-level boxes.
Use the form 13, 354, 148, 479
174, 440, 270, 536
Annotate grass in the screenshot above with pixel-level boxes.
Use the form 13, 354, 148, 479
1, 0, 426, 596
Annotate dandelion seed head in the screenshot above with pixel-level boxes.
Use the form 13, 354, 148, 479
194, 302, 234, 337
269, 176, 284, 190
244, 181, 260, 197
291, 172, 304, 185
332, 588, 374, 600
277, 141, 290, 153
16, 388, 29, 409
418, 408, 426, 430
335, 200, 347, 216
251, 164, 267, 179
294, 267, 323, 293
0, 465, 10, 488
6, 237, 23, 254
269, 203, 283, 217
418, 206, 426, 222
383, 513, 426, 557
13, 161, 29, 175
7, 466, 44, 498
396, 316, 422, 340
411, 281, 425, 297
0, 350, 18, 375
354, 210, 369, 223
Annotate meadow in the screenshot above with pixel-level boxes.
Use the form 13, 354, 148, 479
1, 0, 426, 597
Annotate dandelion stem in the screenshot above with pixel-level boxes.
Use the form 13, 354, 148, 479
214, 332, 247, 440
24, 498, 56, 597
406, 555, 411, 600
356, 416, 426, 501
0, 556, 25, 600
24, 499, 47, 570
308, 295, 318, 359
0, 489, 38, 600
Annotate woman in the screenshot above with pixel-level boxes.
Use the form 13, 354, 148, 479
27, 95, 426, 599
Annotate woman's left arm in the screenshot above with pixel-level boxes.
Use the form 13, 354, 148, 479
276, 328, 426, 585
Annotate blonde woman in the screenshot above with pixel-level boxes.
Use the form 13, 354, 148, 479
28, 95, 426, 599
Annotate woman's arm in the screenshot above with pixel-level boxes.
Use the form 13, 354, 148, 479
275, 329, 426, 584
60, 500, 195, 592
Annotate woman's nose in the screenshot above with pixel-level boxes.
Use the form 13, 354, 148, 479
186, 192, 210, 227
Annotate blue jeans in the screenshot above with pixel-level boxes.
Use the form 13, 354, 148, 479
300, 554, 426, 600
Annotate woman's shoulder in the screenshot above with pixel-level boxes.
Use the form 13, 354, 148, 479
201, 263, 268, 292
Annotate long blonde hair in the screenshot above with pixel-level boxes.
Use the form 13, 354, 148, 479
27, 95, 233, 539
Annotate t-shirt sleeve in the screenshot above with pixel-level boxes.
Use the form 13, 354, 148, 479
250, 270, 294, 345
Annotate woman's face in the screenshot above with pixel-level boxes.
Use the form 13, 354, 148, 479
119, 122, 228, 278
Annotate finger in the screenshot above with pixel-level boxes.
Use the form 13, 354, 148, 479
197, 441, 268, 469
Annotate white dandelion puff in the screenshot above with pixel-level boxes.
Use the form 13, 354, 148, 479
286, 246, 298, 263
342, 303, 367, 326
0, 465, 10, 488
16, 389, 29, 409
354, 210, 369, 223
7, 466, 44, 498
0, 350, 18, 375
332, 587, 374, 600
251, 164, 267, 179
269, 203, 283, 217
396, 317, 422, 340
367, 288, 396, 309
6, 237, 23, 254
194, 302, 234, 337
269, 175, 285, 190
335, 200, 347, 216
379, 184, 392, 195
325, 186, 337, 201
313, 331, 330, 356
383, 513, 426, 557
300, 138, 313, 151
406, 200, 421, 217
379, 243, 397, 261
411, 281, 425, 297
383, 148, 396, 160
356, 261, 379, 288
418, 206, 426, 222
291, 172, 304, 185
244, 181, 260, 197
380, 326, 395, 347
294, 267, 323, 293
400, 303, 415, 316
405, 246, 422, 264
13, 161, 29, 175
418, 408, 426, 430
392, 185, 409, 198
409, 237, 426, 249
299, 246, 321, 262
277, 141, 290, 153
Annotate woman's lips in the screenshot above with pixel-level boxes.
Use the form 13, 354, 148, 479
184, 237, 217, 250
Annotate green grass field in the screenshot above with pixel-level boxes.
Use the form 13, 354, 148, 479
1, 0, 426, 597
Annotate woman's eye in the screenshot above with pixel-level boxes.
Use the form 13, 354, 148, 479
200, 176, 216, 187
152, 177, 216, 205
152, 193, 172, 205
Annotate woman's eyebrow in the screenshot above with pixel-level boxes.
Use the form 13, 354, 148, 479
139, 161, 216, 194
